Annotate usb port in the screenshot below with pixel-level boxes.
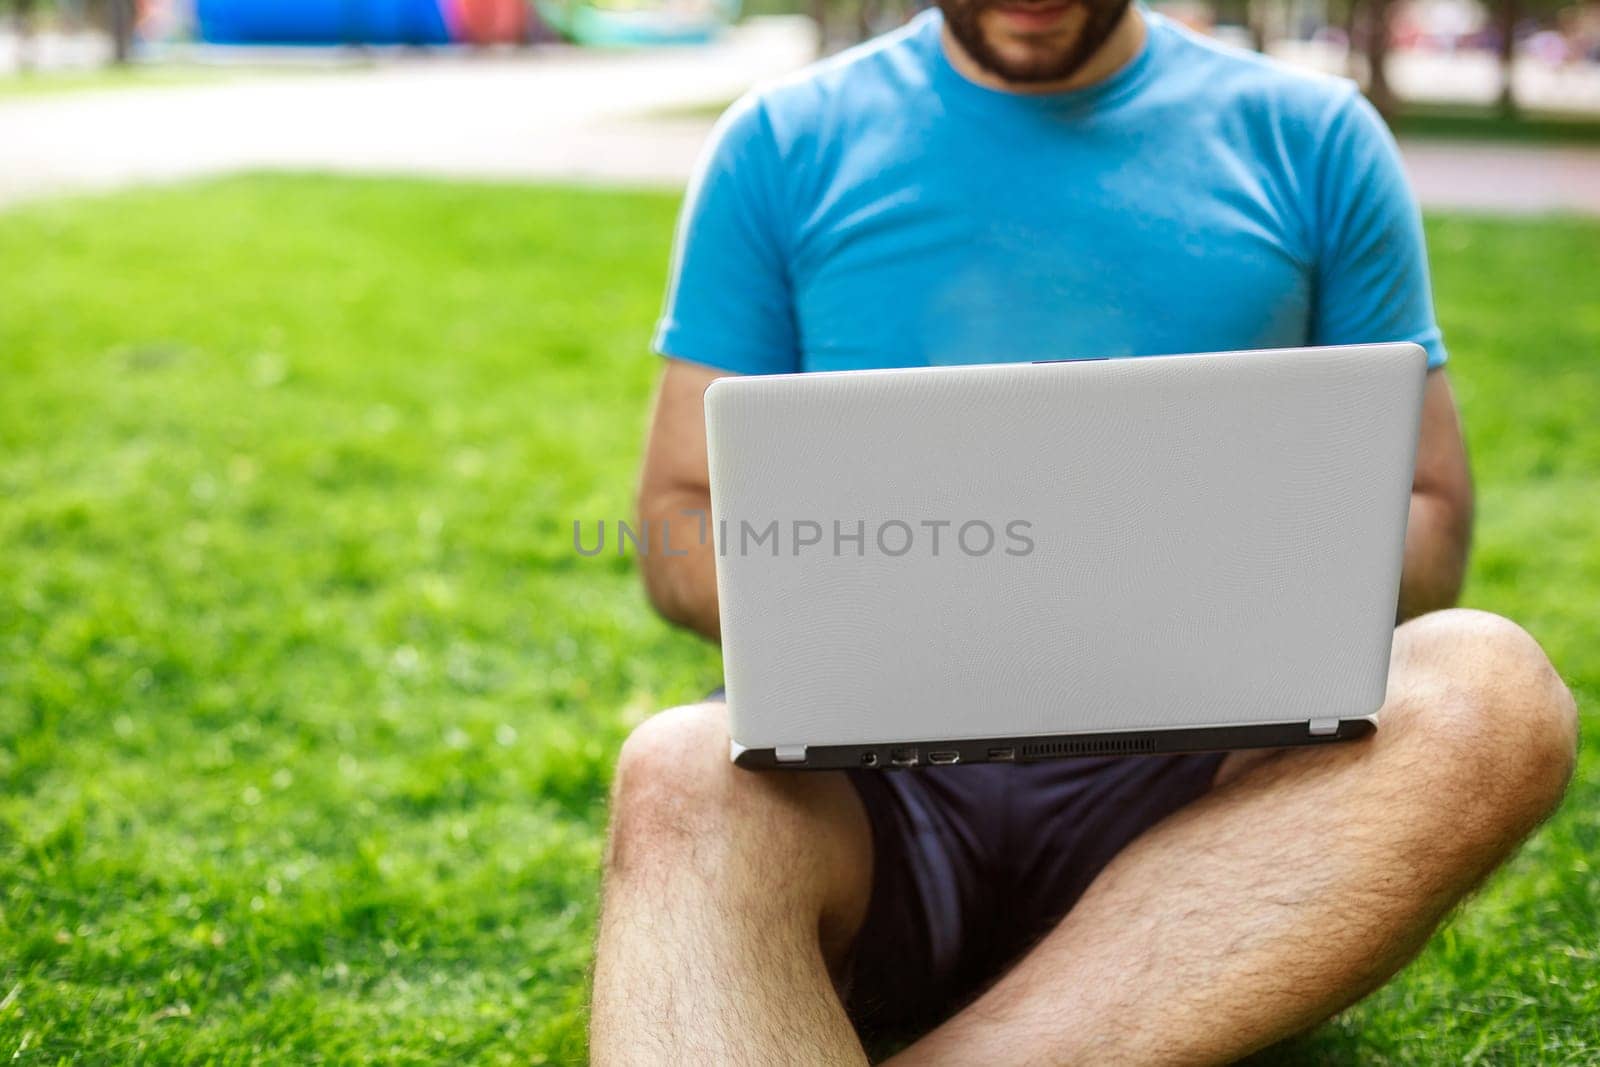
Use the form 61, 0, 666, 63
987, 747, 1016, 761
889, 747, 919, 767
928, 750, 960, 765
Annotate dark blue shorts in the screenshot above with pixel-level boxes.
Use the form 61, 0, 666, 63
840, 753, 1225, 1039
710, 689, 1225, 1039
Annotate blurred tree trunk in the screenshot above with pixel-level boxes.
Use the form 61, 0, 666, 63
1246, 0, 1268, 54
107, 0, 136, 65
13, 0, 38, 73
809, 0, 828, 51
856, 0, 876, 43
1496, 0, 1520, 118
1341, 0, 1361, 79
1362, 0, 1398, 118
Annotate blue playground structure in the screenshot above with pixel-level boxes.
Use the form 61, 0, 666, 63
196, 0, 454, 45
194, 0, 738, 46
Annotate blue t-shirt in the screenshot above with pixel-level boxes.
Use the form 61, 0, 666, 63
654, 8, 1446, 374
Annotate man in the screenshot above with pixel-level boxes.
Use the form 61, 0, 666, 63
591, 0, 1579, 1060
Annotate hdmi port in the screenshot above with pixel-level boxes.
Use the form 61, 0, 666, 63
928, 750, 961, 765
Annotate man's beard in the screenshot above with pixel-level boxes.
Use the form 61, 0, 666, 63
938, 0, 1132, 85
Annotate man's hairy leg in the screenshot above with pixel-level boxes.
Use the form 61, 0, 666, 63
590, 702, 874, 1066
893, 609, 1578, 1067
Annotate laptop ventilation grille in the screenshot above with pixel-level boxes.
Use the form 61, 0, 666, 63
1022, 737, 1159, 758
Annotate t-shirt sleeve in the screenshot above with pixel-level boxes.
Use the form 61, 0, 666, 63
1309, 88, 1447, 369
652, 95, 800, 376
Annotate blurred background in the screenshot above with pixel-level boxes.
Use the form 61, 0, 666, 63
0, 0, 1596, 1063
1, 0, 1599, 206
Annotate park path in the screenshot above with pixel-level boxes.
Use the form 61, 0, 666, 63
0, 19, 812, 204
2, 18, 1598, 214
1399, 141, 1600, 215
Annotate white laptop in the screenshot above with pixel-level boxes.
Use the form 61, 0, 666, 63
704, 343, 1427, 770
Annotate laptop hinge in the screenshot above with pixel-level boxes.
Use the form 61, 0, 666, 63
774, 744, 808, 764
1308, 718, 1340, 737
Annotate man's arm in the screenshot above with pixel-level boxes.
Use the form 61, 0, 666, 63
1399, 369, 1473, 621
637, 358, 731, 642
1298, 87, 1468, 619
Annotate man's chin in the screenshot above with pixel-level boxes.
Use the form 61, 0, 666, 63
978, 43, 1084, 83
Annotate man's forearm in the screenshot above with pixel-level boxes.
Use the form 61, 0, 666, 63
639, 491, 722, 642
1397, 488, 1471, 622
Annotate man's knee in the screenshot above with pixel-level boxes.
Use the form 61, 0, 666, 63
606, 703, 737, 872
1391, 608, 1577, 834
604, 703, 874, 937
614, 702, 731, 801
606, 703, 867, 866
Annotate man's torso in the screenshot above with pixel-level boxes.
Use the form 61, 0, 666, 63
770, 12, 1329, 368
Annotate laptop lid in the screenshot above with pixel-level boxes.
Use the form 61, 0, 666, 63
705, 344, 1426, 766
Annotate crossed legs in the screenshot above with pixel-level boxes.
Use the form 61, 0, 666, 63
590, 610, 1577, 1065
590, 703, 874, 1065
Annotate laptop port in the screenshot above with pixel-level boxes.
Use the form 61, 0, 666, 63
859, 751, 879, 767
889, 747, 919, 767
928, 750, 960, 765
987, 747, 1016, 761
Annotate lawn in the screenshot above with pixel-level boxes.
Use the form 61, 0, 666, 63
1387, 104, 1600, 147
0, 176, 1596, 1064
0, 65, 356, 101
0, 66, 227, 100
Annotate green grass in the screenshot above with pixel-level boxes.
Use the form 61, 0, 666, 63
0, 176, 1596, 1063
0, 66, 221, 100
1390, 103, 1600, 147
647, 98, 736, 121
0, 64, 363, 101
